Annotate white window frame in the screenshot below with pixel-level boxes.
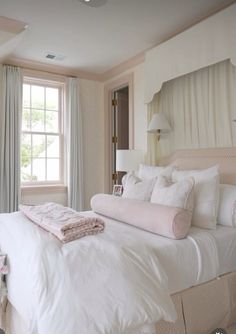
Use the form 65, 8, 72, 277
21, 76, 65, 188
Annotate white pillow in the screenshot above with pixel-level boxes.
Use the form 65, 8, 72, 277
122, 172, 156, 201
172, 165, 220, 229
218, 184, 236, 227
138, 164, 173, 180
151, 175, 195, 211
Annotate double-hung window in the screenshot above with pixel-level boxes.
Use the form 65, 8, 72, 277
21, 77, 64, 186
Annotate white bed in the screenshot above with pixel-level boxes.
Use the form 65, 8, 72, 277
1, 147, 236, 334
0, 212, 236, 334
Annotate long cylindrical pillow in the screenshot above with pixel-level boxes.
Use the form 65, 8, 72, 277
91, 194, 192, 239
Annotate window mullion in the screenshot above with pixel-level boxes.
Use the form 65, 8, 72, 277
21, 79, 64, 185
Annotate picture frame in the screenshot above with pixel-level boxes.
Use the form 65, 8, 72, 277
113, 185, 123, 197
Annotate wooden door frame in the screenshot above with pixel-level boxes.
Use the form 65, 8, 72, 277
104, 73, 134, 193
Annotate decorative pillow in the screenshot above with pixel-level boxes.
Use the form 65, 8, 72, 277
122, 172, 156, 201
91, 194, 192, 239
172, 165, 220, 229
138, 164, 173, 180
151, 175, 194, 212
218, 184, 236, 227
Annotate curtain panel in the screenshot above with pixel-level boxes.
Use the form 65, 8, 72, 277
148, 60, 236, 159
0, 65, 22, 213
66, 78, 84, 211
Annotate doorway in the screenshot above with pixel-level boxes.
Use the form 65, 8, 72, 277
112, 86, 129, 185
104, 73, 134, 193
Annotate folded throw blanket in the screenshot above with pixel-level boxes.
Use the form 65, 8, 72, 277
19, 203, 105, 243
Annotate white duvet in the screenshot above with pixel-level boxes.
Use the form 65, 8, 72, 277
0, 211, 179, 334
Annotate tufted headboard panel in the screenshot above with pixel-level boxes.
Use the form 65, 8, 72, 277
160, 148, 236, 185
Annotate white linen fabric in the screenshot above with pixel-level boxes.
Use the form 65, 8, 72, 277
187, 228, 219, 285
66, 78, 84, 211
1, 217, 236, 334
0, 211, 178, 334
0, 65, 22, 213
148, 60, 236, 160
138, 164, 173, 180
0, 211, 225, 334
172, 165, 220, 229
208, 225, 236, 276
218, 184, 236, 227
151, 175, 194, 211
122, 172, 156, 201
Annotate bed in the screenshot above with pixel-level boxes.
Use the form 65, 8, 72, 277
0, 148, 236, 334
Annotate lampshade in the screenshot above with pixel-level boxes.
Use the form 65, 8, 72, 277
116, 149, 143, 172
147, 113, 170, 133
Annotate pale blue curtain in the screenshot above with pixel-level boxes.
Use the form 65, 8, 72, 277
66, 78, 84, 211
0, 65, 22, 213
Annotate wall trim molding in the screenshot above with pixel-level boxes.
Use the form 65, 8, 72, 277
3, 56, 103, 81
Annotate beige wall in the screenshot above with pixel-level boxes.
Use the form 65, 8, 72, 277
80, 79, 104, 209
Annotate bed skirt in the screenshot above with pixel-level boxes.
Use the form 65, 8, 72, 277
2, 271, 236, 334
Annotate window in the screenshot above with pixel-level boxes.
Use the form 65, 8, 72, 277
21, 78, 64, 185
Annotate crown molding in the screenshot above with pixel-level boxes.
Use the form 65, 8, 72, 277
101, 52, 145, 82
3, 56, 104, 81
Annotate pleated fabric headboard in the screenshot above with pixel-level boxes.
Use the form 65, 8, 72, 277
160, 147, 236, 185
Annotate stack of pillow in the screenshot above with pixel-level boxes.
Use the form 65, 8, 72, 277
122, 164, 236, 229
91, 164, 236, 240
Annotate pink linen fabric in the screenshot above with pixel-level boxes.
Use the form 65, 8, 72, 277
19, 202, 105, 243
91, 194, 192, 239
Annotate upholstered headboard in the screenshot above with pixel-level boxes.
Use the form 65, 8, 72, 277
160, 148, 236, 185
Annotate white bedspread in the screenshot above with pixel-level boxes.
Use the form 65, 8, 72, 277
0, 211, 178, 334
0, 211, 221, 334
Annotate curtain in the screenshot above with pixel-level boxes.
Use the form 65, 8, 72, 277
0, 65, 22, 213
66, 78, 84, 211
148, 60, 236, 158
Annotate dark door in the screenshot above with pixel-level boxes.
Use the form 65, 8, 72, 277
112, 86, 129, 185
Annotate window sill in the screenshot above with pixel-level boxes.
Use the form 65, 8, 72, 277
21, 185, 67, 195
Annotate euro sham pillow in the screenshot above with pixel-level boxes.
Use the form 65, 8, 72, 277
122, 172, 156, 201
218, 184, 236, 227
151, 175, 195, 212
138, 164, 173, 180
172, 165, 220, 229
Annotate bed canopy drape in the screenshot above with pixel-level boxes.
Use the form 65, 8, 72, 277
145, 3, 236, 164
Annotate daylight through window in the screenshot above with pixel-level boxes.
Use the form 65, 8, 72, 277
21, 78, 64, 184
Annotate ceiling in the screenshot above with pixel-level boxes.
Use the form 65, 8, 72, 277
0, 0, 234, 74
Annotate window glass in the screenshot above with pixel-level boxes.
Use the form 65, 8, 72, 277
21, 80, 63, 184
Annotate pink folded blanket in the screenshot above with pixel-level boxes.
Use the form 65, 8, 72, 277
19, 203, 105, 243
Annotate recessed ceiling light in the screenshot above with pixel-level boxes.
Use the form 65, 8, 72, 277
79, 0, 108, 8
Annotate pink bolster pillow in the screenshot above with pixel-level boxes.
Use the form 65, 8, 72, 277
91, 194, 192, 239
